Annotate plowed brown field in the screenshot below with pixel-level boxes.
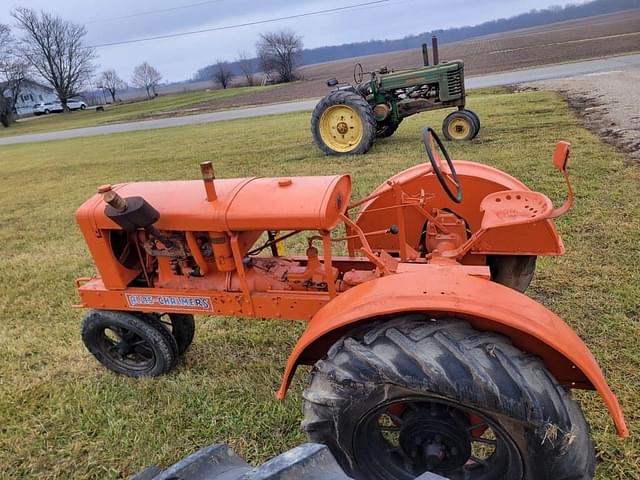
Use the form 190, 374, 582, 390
201, 9, 640, 110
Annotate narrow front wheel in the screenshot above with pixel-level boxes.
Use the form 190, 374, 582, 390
81, 310, 178, 377
442, 111, 477, 141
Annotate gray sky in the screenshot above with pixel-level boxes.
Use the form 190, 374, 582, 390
1, 0, 581, 82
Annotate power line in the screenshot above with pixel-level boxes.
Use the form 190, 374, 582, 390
89, 0, 391, 48
86, 0, 227, 25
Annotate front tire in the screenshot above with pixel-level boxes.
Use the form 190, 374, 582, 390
442, 111, 476, 141
303, 316, 595, 480
311, 90, 376, 155
81, 310, 178, 377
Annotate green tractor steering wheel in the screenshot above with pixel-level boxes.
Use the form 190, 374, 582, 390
422, 127, 463, 203
353, 63, 364, 84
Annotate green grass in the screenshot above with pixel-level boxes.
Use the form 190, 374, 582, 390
0, 86, 272, 138
0, 89, 638, 479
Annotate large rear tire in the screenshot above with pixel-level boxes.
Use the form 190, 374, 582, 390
303, 316, 595, 480
311, 91, 376, 155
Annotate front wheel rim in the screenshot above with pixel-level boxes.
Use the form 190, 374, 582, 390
94, 325, 156, 372
447, 117, 472, 140
352, 396, 524, 480
319, 105, 364, 152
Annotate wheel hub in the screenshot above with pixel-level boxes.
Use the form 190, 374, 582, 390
318, 104, 364, 153
398, 405, 472, 472
448, 117, 471, 140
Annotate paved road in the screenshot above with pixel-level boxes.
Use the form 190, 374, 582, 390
2, 54, 639, 146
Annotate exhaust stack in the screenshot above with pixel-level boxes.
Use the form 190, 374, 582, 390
432, 35, 439, 65
421, 43, 429, 66
200, 161, 217, 201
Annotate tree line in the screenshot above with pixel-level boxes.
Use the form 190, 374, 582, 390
0, 8, 168, 127
1, 5, 304, 127
193, 0, 639, 80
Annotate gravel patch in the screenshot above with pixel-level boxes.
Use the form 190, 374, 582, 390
525, 64, 640, 162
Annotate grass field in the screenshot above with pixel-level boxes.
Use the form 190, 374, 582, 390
0, 86, 270, 138
0, 88, 638, 479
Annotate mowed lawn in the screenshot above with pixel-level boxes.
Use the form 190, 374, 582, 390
0, 89, 638, 479
0, 85, 272, 138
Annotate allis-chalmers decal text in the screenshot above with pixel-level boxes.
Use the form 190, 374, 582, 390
126, 294, 212, 311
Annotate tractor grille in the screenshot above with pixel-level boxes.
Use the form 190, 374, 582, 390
447, 69, 463, 97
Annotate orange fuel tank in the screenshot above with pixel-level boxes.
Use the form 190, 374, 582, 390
78, 175, 352, 233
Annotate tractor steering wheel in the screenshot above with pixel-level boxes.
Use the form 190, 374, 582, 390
422, 127, 463, 203
353, 63, 364, 84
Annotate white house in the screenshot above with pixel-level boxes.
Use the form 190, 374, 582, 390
2, 79, 57, 116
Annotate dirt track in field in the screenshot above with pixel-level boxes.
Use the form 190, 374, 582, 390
526, 64, 640, 162
190, 10, 640, 111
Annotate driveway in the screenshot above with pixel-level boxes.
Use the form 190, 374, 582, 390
1, 54, 639, 146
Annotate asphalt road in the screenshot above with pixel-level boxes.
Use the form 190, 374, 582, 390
2, 53, 639, 146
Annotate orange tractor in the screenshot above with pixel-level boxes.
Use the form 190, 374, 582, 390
75, 129, 627, 479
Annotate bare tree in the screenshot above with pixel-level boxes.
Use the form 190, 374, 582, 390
213, 60, 232, 89
256, 30, 302, 83
236, 51, 255, 86
0, 23, 30, 127
98, 69, 126, 103
12, 8, 95, 112
132, 62, 162, 98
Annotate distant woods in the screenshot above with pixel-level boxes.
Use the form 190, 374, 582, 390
192, 0, 639, 82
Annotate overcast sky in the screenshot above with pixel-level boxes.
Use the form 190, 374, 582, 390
1, 0, 582, 82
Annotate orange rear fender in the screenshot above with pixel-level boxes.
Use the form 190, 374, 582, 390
355, 161, 564, 255
277, 267, 628, 437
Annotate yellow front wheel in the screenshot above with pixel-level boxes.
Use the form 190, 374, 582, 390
442, 110, 479, 141
312, 91, 376, 155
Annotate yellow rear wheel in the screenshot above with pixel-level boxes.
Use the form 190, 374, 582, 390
319, 105, 364, 153
311, 91, 376, 155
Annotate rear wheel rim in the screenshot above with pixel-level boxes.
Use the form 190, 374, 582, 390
447, 117, 472, 140
95, 325, 155, 372
352, 396, 524, 480
319, 105, 364, 152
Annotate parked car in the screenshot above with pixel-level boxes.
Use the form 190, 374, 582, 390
67, 99, 87, 111
32, 101, 63, 115
32, 99, 86, 116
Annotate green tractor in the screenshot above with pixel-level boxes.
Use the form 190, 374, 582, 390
312, 37, 479, 155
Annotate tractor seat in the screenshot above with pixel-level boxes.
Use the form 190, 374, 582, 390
480, 190, 553, 230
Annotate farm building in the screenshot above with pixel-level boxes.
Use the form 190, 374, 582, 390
1, 79, 57, 115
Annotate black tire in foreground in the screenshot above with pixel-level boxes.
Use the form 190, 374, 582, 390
311, 90, 377, 155
375, 118, 402, 138
303, 316, 595, 480
81, 310, 178, 376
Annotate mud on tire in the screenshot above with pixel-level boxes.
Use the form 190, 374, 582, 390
302, 315, 595, 480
